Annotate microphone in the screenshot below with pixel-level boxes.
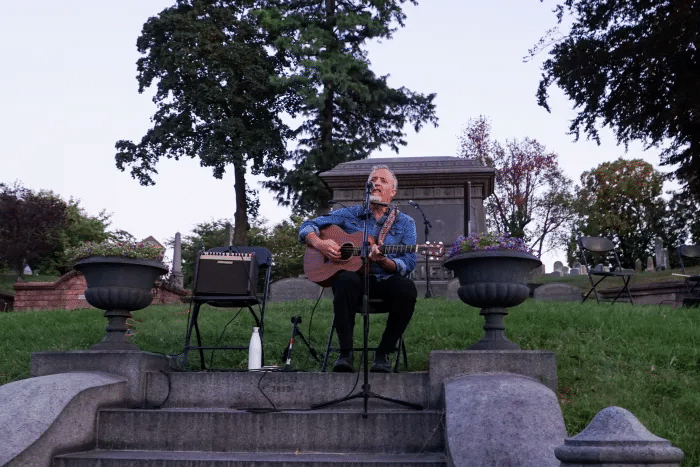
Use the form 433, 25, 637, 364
408, 200, 418, 208
367, 181, 375, 190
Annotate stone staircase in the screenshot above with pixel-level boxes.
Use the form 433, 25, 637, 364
52, 370, 447, 467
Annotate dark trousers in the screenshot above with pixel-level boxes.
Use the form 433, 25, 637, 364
331, 271, 417, 355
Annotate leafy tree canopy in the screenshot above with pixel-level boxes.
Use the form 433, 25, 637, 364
574, 158, 665, 268
457, 116, 575, 257
0, 183, 68, 277
115, 0, 290, 244
535, 0, 700, 201
257, 0, 438, 214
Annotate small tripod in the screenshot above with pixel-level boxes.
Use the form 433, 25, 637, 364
282, 316, 321, 370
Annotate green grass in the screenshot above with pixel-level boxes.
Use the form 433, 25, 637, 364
1, 298, 698, 465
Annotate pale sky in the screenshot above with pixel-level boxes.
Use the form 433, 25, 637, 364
0, 1, 670, 272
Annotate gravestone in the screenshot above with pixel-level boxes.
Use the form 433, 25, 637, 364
572, 262, 581, 270
269, 277, 328, 302
655, 238, 665, 271
569, 267, 580, 276
634, 258, 643, 272
170, 232, 184, 289
553, 261, 564, 272
528, 264, 545, 279
550, 270, 563, 278
533, 283, 582, 302
561, 266, 570, 275
662, 248, 670, 271
646, 256, 655, 272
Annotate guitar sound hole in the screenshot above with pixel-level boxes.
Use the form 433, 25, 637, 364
339, 243, 352, 260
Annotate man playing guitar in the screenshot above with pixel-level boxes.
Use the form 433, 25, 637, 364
299, 165, 418, 373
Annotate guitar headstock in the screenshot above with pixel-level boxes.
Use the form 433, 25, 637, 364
417, 242, 445, 257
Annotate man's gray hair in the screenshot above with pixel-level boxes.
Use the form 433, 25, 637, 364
369, 164, 398, 189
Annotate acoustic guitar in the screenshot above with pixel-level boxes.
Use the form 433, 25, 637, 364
303, 225, 445, 287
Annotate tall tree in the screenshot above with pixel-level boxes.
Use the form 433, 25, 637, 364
115, 0, 290, 245
0, 183, 67, 277
535, 0, 700, 202
575, 158, 666, 268
457, 116, 575, 257
256, 0, 438, 214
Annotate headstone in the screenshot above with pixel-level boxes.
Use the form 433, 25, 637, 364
549, 270, 563, 278
654, 238, 664, 271
662, 248, 670, 271
446, 278, 461, 300
533, 283, 582, 302
528, 264, 545, 279
269, 277, 327, 302
569, 267, 580, 276
561, 266, 570, 275
634, 258, 643, 272
572, 262, 581, 270
553, 261, 564, 272
170, 232, 184, 289
646, 256, 655, 272
225, 223, 233, 246
23, 265, 32, 275
594, 263, 605, 272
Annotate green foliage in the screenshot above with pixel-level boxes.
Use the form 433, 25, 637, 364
257, 0, 438, 214
38, 199, 113, 274
115, 0, 290, 244
535, 0, 700, 202
1, 299, 699, 465
0, 182, 68, 277
457, 116, 575, 257
260, 215, 306, 281
575, 158, 665, 268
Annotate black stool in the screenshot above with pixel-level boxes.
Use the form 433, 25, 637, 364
321, 298, 407, 372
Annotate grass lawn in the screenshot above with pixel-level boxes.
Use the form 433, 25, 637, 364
1, 297, 698, 465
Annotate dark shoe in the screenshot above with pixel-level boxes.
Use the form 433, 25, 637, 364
370, 352, 393, 373
333, 352, 354, 372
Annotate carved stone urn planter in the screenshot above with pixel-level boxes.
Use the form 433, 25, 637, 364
443, 250, 541, 350
74, 256, 168, 350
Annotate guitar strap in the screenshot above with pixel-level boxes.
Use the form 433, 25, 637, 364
377, 206, 398, 246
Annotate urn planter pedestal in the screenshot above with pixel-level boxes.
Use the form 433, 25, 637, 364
443, 250, 541, 350
74, 256, 168, 350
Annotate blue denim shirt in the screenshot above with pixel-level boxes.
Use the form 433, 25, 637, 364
299, 205, 417, 279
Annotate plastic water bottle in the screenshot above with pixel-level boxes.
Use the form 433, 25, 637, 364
248, 327, 262, 370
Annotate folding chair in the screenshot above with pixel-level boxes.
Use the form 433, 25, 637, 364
577, 236, 634, 304
321, 298, 408, 372
677, 244, 700, 306
183, 245, 273, 369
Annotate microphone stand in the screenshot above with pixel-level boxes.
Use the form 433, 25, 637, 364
312, 182, 422, 416
410, 201, 434, 299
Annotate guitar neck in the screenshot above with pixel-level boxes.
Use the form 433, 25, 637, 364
352, 244, 417, 256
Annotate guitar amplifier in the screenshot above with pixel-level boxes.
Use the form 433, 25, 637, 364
193, 252, 259, 296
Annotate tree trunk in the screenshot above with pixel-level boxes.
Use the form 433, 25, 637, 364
233, 164, 248, 246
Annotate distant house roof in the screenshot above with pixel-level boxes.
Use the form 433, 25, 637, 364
141, 236, 165, 250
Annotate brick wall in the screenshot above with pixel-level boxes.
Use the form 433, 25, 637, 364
12, 272, 188, 311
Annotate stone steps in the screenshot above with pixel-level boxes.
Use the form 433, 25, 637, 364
52, 370, 446, 467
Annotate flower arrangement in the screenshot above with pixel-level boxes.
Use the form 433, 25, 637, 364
67, 240, 165, 262
448, 232, 537, 258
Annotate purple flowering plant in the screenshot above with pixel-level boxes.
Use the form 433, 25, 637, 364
68, 240, 165, 262
448, 232, 538, 258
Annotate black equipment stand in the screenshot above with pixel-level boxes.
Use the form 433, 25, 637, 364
311, 181, 423, 417
409, 200, 434, 298
282, 316, 321, 370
